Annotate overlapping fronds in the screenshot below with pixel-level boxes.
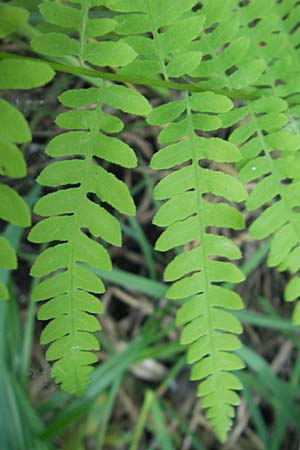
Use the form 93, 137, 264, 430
237, 0, 300, 128
186, 0, 266, 90
222, 95, 300, 322
222, 1, 300, 322
105, 0, 204, 79
238, 0, 300, 73
103, 0, 251, 439
3, 0, 300, 443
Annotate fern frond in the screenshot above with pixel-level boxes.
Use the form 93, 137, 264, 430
237, 0, 300, 131
28, 83, 147, 394
28, 0, 151, 394
105, 0, 249, 439
148, 91, 247, 442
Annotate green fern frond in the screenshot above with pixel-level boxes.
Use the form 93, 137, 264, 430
148, 91, 247, 442
28, 0, 151, 394
106, 0, 250, 439
237, 0, 300, 131
28, 83, 147, 394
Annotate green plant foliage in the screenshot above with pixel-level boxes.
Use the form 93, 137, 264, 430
28, 85, 140, 394
149, 91, 247, 442
28, 0, 151, 395
224, 97, 300, 324
0, 2, 54, 299
0, 2, 28, 38
189, 0, 266, 90
105, 0, 204, 79
32, 0, 136, 66
0, 59, 54, 89
2, 0, 300, 444
221, 1, 300, 324
106, 0, 251, 440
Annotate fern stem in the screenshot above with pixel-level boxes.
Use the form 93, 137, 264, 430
0, 51, 274, 103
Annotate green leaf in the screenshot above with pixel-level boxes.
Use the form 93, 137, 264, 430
190, 92, 233, 113
0, 59, 55, 89
104, 85, 151, 115
0, 3, 28, 38
147, 100, 185, 125
0, 99, 31, 144
160, 15, 206, 53
150, 90, 245, 442
39, 1, 81, 29
30, 80, 137, 395
167, 51, 201, 77
93, 166, 136, 216
284, 277, 300, 302
84, 41, 136, 67
31, 32, 79, 57
45, 131, 137, 168
0, 237, 17, 270
0, 184, 31, 227
56, 109, 124, 133
0, 137, 26, 178
59, 88, 100, 108
86, 18, 117, 37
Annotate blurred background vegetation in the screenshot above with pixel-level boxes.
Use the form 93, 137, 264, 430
1, 1, 300, 449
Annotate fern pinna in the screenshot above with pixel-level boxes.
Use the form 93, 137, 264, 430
28, 0, 150, 394
106, 0, 248, 440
